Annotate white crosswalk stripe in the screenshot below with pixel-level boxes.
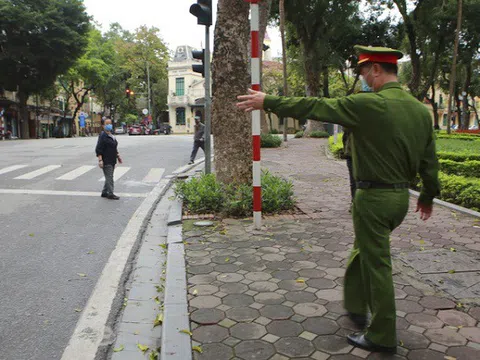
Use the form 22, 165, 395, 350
15, 165, 62, 180
0, 165, 28, 176
56, 165, 96, 181
99, 167, 131, 182
142, 168, 165, 183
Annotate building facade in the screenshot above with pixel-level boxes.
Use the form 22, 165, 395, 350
167, 46, 206, 134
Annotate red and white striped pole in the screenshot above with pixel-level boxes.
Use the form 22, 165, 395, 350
249, 0, 262, 229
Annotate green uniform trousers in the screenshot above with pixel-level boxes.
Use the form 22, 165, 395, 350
344, 188, 409, 347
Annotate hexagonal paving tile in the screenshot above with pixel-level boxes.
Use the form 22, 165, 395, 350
189, 274, 216, 285
273, 270, 298, 280
217, 273, 244, 283
191, 296, 222, 309
262, 254, 286, 262
395, 300, 424, 314
254, 292, 285, 305
437, 309, 477, 327
238, 255, 261, 264
259, 305, 294, 320
459, 327, 480, 343
303, 317, 339, 335
220, 283, 249, 294
189, 285, 219, 296
192, 324, 229, 343
469, 307, 480, 321
234, 340, 275, 360
215, 264, 240, 273
249, 281, 278, 292
191, 308, 225, 325
298, 269, 327, 278
189, 265, 215, 275
266, 320, 303, 337
226, 307, 259, 322
245, 272, 272, 281
313, 335, 353, 354
424, 328, 467, 346
447, 345, 480, 360
407, 349, 444, 360
275, 337, 315, 358
266, 261, 292, 271
223, 294, 254, 307
292, 261, 317, 269
315, 289, 343, 302
307, 278, 336, 290
326, 268, 345, 278
285, 291, 317, 303
278, 280, 307, 291
405, 313, 443, 329
188, 257, 211, 266
230, 323, 267, 340
293, 303, 327, 317
212, 255, 237, 264
419, 296, 456, 310
193, 342, 234, 360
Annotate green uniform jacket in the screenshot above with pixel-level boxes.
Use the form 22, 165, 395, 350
263, 82, 440, 205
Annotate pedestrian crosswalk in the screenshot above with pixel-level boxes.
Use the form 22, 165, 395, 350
0, 164, 167, 185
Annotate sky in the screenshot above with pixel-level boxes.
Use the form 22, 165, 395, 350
83, 0, 283, 57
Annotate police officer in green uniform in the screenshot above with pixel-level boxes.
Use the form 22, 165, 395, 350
237, 45, 440, 354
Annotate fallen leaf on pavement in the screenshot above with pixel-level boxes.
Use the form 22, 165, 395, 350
74, 308, 82, 313
87, 251, 95, 255
444, 356, 457, 360
154, 313, 164, 327
179, 329, 192, 336
159, 244, 167, 249
448, 270, 456, 274
192, 289, 198, 296
225, 258, 230, 262
77, 273, 87, 277
296, 279, 305, 283
450, 247, 456, 252
137, 344, 149, 353
399, 340, 404, 347
29, 233, 34, 237
134, 331, 140, 335
149, 350, 159, 360
154, 296, 161, 304
113, 345, 125, 353
192, 346, 203, 354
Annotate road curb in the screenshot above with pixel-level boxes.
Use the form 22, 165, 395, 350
409, 189, 480, 218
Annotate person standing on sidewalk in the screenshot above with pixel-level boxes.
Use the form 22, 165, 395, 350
188, 116, 205, 165
237, 45, 440, 354
96, 118, 122, 200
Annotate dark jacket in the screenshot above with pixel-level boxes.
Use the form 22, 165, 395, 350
194, 123, 205, 141
95, 131, 118, 165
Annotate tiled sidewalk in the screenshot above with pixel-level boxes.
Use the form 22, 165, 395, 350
184, 139, 480, 360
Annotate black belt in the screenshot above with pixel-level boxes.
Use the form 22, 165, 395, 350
356, 181, 410, 189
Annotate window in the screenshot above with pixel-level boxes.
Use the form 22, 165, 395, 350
176, 107, 186, 125
176, 78, 185, 96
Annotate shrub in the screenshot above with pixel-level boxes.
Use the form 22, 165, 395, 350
309, 130, 330, 138
294, 131, 304, 138
261, 133, 282, 148
328, 134, 345, 159
269, 129, 280, 134
437, 151, 480, 162
175, 171, 295, 217
437, 173, 480, 211
439, 159, 480, 178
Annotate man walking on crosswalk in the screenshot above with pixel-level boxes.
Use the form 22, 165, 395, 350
188, 116, 205, 165
96, 118, 123, 200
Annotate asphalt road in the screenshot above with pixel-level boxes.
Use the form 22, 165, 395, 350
0, 134, 194, 360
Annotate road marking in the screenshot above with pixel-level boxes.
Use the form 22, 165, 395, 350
56, 165, 96, 180
99, 166, 131, 182
14, 165, 62, 180
61, 178, 171, 360
0, 165, 28, 176
142, 168, 165, 183
0, 189, 147, 198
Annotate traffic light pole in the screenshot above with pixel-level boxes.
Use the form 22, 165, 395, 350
204, 25, 212, 174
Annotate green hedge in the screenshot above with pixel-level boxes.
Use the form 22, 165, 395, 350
437, 151, 480, 162
436, 134, 480, 141
309, 130, 330, 138
261, 133, 283, 148
437, 173, 480, 211
439, 159, 480, 178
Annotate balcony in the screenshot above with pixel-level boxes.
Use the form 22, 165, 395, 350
168, 95, 189, 106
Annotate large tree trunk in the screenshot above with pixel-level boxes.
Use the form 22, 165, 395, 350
322, 66, 330, 98
431, 84, 440, 130
18, 91, 30, 139
280, 0, 289, 141
212, 0, 251, 185
259, 0, 273, 134
461, 63, 472, 130
303, 53, 324, 134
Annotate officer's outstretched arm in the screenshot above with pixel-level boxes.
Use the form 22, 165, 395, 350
262, 95, 361, 128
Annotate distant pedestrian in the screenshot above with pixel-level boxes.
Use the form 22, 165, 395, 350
188, 116, 205, 165
96, 118, 122, 200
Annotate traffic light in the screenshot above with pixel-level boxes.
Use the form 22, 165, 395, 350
189, 0, 212, 27
192, 49, 206, 77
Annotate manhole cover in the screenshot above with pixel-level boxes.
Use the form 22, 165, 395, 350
398, 249, 480, 299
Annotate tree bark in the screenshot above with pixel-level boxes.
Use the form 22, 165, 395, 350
18, 91, 30, 139
430, 84, 440, 130
461, 63, 471, 130
280, 0, 289, 141
212, 0, 251, 185
322, 66, 330, 98
303, 52, 324, 134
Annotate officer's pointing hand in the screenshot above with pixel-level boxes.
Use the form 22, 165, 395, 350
237, 89, 266, 113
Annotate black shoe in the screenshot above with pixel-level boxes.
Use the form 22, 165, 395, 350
188, 161, 194, 165
347, 333, 397, 354
348, 312, 368, 329
101, 193, 108, 198
107, 194, 120, 200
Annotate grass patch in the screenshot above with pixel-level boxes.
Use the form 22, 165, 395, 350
436, 138, 480, 154
175, 171, 295, 217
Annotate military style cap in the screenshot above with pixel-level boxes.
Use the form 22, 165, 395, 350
354, 45, 403, 66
